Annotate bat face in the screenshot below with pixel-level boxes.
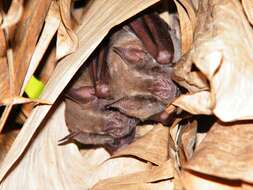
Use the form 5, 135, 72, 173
64, 98, 137, 149
63, 13, 180, 150
107, 27, 178, 120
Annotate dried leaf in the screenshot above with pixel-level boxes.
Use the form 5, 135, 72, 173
13, 0, 52, 95
173, 0, 253, 122
173, 91, 212, 115
1, 0, 23, 29
92, 160, 173, 190
38, 46, 56, 84
0, 29, 10, 100
182, 171, 243, 190
93, 181, 172, 190
180, 120, 197, 160
56, 0, 78, 60
0, 96, 51, 106
242, 0, 253, 25
173, 0, 195, 54
0, 130, 18, 165
184, 122, 253, 186
113, 124, 169, 165
0, 0, 160, 182
168, 119, 197, 170
21, 1, 60, 92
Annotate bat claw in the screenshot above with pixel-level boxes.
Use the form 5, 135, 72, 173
157, 50, 173, 65
58, 131, 79, 145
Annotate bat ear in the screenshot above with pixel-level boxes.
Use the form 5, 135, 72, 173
113, 46, 146, 64
65, 86, 96, 104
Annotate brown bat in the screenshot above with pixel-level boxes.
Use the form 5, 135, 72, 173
62, 13, 180, 150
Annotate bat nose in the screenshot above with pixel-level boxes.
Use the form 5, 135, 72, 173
103, 112, 137, 138
150, 78, 178, 103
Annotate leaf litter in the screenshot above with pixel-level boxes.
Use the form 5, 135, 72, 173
0, 0, 253, 190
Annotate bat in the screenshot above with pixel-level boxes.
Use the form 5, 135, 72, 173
62, 12, 180, 150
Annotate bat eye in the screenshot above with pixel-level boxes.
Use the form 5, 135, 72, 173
113, 46, 146, 64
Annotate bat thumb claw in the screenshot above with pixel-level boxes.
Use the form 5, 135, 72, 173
58, 131, 79, 145
157, 50, 173, 64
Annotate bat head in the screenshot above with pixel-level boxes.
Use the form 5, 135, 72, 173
106, 27, 179, 121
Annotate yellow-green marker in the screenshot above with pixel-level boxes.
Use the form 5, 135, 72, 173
24, 76, 45, 99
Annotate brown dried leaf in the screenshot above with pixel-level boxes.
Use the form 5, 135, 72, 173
168, 119, 197, 170
182, 171, 244, 190
112, 124, 169, 165
0, 0, 160, 182
173, 0, 195, 54
176, 0, 197, 29
56, 0, 78, 60
0, 130, 18, 165
173, 0, 253, 122
174, 91, 212, 115
13, 0, 52, 95
1, 0, 23, 29
38, 46, 56, 84
242, 0, 253, 25
0, 96, 51, 106
184, 122, 253, 185
92, 160, 174, 190
181, 120, 197, 160
0, 29, 10, 100
93, 181, 172, 190
21, 1, 60, 91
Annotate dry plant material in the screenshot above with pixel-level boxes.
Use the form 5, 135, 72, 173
0, 27, 9, 101
242, 0, 253, 25
92, 160, 173, 190
173, 0, 253, 122
63, 12, 180, 149
4, 0, 253, 190
112, 124, 169, 165
0, 130, 18, 165
168, 119, 197, 171
182, 122, 253, 189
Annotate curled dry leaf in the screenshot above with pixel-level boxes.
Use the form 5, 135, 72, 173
1, 0, 23, 29
0, 0, 53, 130
112, 124, 169, 165
13, 0, 52, 95
173, 0, 196, 54
173, 0, 253, 122
21, 1, 60, 91
183, 122, 253, 189
0, 0, 160, 183
93, 181, 172, 190
92, 160, 174, 190
168, 119, 197, 170
0, 26, 11, 132
0, 27, 9, 100
182, 171, 244, 190
56, 0, 78, 60
242, 0, 253, 25
0, 96, 51, 106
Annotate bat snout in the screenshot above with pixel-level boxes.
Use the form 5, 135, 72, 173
103, 111, 138, 138
149, 77, 178, 103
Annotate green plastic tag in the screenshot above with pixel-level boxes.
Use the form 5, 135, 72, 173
24, 76, 45, 99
